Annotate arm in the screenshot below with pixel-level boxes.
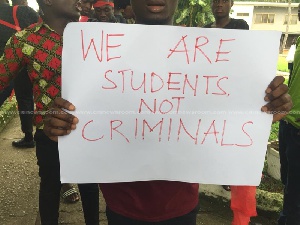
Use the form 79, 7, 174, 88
0, 35, 26, 91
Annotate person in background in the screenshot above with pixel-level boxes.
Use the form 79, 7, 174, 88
113, 0, 126, 23
89, 0, 117, 23
1, 0, 80, 208
122, 0, 135, 24
277, 3, 300, 225
286, 37, 297, 87
79, 0, 96, 22
0, 0, 37, 149
0, 0, 21, 108
8, 0, 36, 148
0, 0, 100, 223
0, 1, 36, 143
204, 0, 248, 29
204, 0, 255, 224
43, 1, 292, 225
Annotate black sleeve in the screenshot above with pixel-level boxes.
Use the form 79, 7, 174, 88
17, 6, 39, 29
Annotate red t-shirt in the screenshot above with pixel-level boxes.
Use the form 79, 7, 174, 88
100, 181, 199, 222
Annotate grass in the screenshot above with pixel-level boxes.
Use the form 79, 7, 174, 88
260, 160, 284, 194
277, 56, 289, 72
259, 173, 284, 194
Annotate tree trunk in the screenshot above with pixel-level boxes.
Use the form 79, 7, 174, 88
280, 0, 292, 54
189, 5, 194, 27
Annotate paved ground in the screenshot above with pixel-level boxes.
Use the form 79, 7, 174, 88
0, 116, 280, 225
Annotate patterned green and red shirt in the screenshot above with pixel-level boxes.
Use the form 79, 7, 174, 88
0, 21, 62, 129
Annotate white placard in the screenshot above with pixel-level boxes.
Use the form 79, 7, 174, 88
60, 22, 281, 185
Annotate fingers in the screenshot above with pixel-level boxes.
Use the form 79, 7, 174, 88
261, 76, 293, 123
45, 116, 77, 131
43, 118, 72, 143
262, 94, 292, 113
53, 97, 75, 111
265, 76, 285, 95
43, 98, 78, 142
264, 83, 288, 102
46, 107, 78, 125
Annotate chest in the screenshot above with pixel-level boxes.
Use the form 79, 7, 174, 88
22, 33, 63, 86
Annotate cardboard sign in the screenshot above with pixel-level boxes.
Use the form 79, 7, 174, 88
60, 22, 281, 185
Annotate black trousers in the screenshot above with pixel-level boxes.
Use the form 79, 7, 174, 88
0, 68, 33, 134
278, 120, 300, 225
106, 205, 199, 225
14, 68, 34, 134
34, 129, 100, 225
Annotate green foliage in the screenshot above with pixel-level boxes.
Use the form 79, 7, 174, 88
259, 173, 284, 194
175, 0, 214, 27
269, 121, 279, 142
0, 97, 17, 132
277, 56, 289, 72
175, 0, 300, 27
262, 159, 268, 174
238, 0, 299, 2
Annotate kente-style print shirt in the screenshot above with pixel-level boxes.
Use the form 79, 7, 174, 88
0, 22, 62, 129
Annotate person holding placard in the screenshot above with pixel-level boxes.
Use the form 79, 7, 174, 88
43, 0, 292, 225
0, 0, 100, 224
203, 1, 257, 224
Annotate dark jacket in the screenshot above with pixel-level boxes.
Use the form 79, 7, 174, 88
0, 3, 39, 54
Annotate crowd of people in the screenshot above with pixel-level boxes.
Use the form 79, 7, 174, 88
77, 0, 134, 23
0, 0, 297, 225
